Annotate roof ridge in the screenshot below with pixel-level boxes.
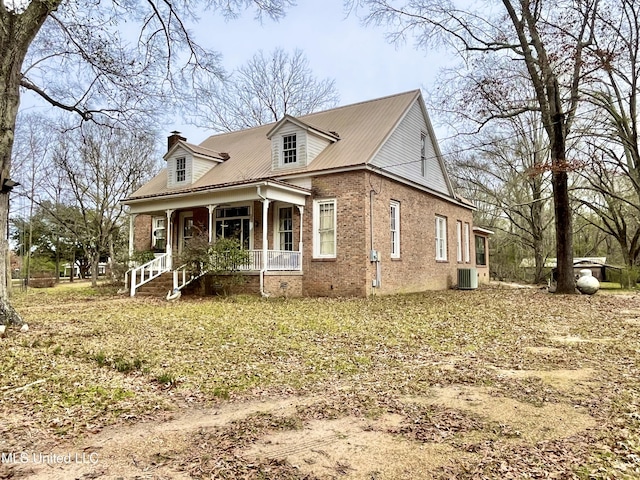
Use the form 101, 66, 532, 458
300, 89, 421, 120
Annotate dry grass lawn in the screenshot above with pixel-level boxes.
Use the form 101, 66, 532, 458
1, 284, 639, 479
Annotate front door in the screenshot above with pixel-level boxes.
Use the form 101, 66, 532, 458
179, 211, 194, 254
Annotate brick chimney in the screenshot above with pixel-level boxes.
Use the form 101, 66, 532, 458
167, 131, 186, 151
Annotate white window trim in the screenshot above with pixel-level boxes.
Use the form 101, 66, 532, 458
436, 216, 447, 261
464, 222, 470, 263
176, 156, 187, 183
281, 134, 298, 165
274, 204, 294, 251
313, 199, 337, 258
390, 200, 400, 259
152, 216, 166, 250
456, 221, 463, 262
215, 204, 253, 250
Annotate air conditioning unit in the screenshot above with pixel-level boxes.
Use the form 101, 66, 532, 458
458, 268, 478, 290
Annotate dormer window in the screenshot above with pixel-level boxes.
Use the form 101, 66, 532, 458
176, 156, 186, 182
282, 134, 297, 164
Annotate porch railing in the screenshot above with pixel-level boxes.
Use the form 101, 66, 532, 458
127, 252, 171, 296
266, 250, 301, 271
124, 249, 301, 297
214, 250, 301, 272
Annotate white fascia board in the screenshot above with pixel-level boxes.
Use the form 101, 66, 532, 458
472, 227, 495, 235
366, 164, 476, 211
125, 181, 309, 214
267, 115, 338, 143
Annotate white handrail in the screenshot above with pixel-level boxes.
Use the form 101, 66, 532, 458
124, 249, 301, 298
128, 253, 171, 296
267, 250, 301, 271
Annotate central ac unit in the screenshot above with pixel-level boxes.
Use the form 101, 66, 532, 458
458, 268, 478, 290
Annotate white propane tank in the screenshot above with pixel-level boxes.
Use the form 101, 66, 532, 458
576, 269, 600, 295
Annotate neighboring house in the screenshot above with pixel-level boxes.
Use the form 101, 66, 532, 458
520, 257, 620, 283
122, 90, 489, 297
62, 262, 108, 278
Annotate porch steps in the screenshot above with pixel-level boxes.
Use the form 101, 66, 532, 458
136, 272, 174, 297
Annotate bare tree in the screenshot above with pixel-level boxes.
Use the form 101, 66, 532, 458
11, 113, 53, 285
46, 124, 158, 286
353, 0, 599, 293
0, 0, 294, 324
192, 48, 340, 131
450, 111, 555, 283
572, 0, 640, 271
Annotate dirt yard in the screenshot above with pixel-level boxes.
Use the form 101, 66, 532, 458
1, 285, 639, 479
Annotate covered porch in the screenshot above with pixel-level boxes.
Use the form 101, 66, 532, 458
124, 180, 310, 296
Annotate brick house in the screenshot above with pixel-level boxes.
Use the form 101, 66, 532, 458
122, 90, 489, 297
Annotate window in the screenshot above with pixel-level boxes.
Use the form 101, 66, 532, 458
183, 216, 194, 242
464, 223, 470, 263
278, 207, 293, 251
435, 216, 447, 261
216, 206, 251, 218
421, 133, 427, 176
456, 221, 462, 262
176, 156, 186, 182
390, 201, 400, 258
313, 199, 336, 258
282, 134, 297, 164
476, 235, 487, 266
215, 206, 251, 249
152, 216, 166, 250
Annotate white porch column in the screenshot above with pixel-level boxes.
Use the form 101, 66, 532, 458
296, 205, 304, 271
128, 213, 138, 259
296, 205, 304, 252
207, 205, 218, 243
166, 209, 175, 269
262, 199, 270, 271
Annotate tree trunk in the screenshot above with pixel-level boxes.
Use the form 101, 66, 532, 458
54, 233, 60, 283
70, 250, 75, 283
551, 111, 574, 294
108, 235, 116, 282
91, 251, 99, 287
0, 3, 58, 326
0, 192, 22, 326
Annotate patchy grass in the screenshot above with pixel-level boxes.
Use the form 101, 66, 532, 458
2, 286, 640, 478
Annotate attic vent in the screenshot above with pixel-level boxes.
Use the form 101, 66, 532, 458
457, 268, 478, 290
219, 152, 230, 160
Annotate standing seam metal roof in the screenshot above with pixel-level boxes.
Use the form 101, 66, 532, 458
128, 90, 421, 200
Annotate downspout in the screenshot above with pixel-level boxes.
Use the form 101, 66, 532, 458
370, 188, 381, 292
257, 185, 270, 297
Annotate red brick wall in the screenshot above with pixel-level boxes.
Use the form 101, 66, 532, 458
364, 172, 475, 294
134, 215, 152, 252
192, 207, 209, 238
132, 171, 482, 297
265, 273, 303, 297
302, 171, 368, 297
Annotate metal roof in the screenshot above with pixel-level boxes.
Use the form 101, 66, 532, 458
127, 90, 430, 201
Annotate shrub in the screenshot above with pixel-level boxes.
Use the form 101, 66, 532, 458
178, 235, 250, 296
613, 267, 640, 289
28, 271, 56, 288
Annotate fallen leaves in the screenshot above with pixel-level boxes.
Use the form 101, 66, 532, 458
2, 286, 640, 478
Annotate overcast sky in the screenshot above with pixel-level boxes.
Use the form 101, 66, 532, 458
170, 0, 454, 143
16, 0, 454, 145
